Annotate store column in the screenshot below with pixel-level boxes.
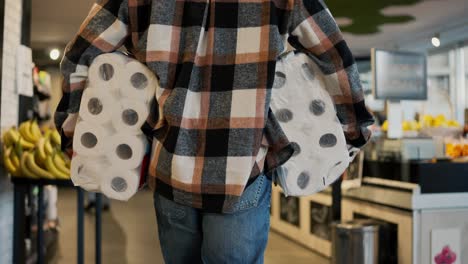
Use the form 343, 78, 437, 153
18, 0, 32, 123
1, 0, 26, 263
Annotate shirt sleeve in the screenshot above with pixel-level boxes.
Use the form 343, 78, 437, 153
287, 0, 374, 148
54, 0, 129, 155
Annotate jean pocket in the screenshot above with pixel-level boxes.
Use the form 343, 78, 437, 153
231, 174, 271, 213
154, 192, 186, 220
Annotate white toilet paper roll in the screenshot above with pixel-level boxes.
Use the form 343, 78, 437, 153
73, 121, 114, 156
111, 99, 149, 135
120, 61, 158, 103
104, 134, 147, 170
88, 52, 131, 96
100, 168, 140, 201
79, 87, 118, 125
71, 156, 110, 192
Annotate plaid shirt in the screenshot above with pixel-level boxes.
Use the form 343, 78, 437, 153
56, 0, 373, 213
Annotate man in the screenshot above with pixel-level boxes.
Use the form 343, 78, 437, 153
55, 0, 373, 263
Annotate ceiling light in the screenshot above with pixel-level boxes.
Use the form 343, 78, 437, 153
431, 34, 440, 48
49, 49, 61, 60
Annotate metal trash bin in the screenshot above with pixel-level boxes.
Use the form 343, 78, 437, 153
331, 220, 380, 264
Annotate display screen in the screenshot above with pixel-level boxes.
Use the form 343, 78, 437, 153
372, 49, 427, 100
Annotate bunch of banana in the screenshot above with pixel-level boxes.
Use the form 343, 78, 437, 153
3, 126, 34, 150
2, 146, 22, 177
402, 120, 421, 132
1, 120, 69, 180
18, 119, 42, 145
421, 114, 461, 128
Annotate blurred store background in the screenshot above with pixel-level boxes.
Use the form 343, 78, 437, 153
1, 0, 468, 263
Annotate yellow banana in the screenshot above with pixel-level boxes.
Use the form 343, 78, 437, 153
10, 128, 21, 143
3, 147, 18, 175
44, 130, 52, 139
30, 120, 42, 140
20, 152, 38, 179
54, 152, 66, 167
15, 139, 24, 157
19, 122, 36, 143
3, 154, 16, 172
4, 156, 21, 177
3, 128, 20, 147
36, 138, 47, 163
46, 155, 69, 180
53, 153, 71, 176
44, 137, 53, 156
10, 149, 20, 168
18, 136, 35, 149
26, 151, 54, 179
51, 130, 61, 146
2, 130, 13, 146
35, 151, 46, 168
41, 124, 49, 133
9, 128, 21, 141
60, 151, 71, 168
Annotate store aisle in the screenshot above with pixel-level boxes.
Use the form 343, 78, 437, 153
52, 189, 328, 264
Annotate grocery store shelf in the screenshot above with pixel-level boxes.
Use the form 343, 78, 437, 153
11, 177, 73, 187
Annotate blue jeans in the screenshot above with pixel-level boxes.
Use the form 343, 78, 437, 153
153, 174, 272, 264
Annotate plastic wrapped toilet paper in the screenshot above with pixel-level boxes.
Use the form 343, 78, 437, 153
71, 52, 154, 201
71, 156, 110, 192
100, 168, 140, 201
79, 87, 117, 125
120, 61, 158, 103
104, 134, 147, 170
111, 99, 149, 135
271, 52, 350, 197
73, 121, 114, 157
88, 52, 131, 96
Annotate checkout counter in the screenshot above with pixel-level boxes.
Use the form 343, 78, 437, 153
270, 137, 468, 264
344, 138, 468, 264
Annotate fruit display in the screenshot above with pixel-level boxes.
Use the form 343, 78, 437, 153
445, 139, 468, 159
381, 114, 462, 133
1, 120, 71, 180
421, 114, 460, 129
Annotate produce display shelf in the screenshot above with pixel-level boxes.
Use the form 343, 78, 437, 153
11, 177, 103, 264
11, 177, 73, 187
363, 159, 468, 193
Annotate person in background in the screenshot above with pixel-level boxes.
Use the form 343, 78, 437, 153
55, 0, 374, 263
33, 68, 60, 230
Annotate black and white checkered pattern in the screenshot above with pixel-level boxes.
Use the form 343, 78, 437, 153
56, 0, 373, 213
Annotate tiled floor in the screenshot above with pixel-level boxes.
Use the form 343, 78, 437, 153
51, 188, 329, 264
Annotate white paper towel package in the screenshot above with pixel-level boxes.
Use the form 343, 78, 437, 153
71, 52, 158, 201
270, 52, 354, 197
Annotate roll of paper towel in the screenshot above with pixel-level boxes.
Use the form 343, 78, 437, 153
73, 121, 114, 156
79, 87, 117, 125
104, 134, 147, 169
120, 61, 158, 103
88, 53, 131, 96
100, 168, 140, 201
71, 156, 110, 192
111, 99, 149, 134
